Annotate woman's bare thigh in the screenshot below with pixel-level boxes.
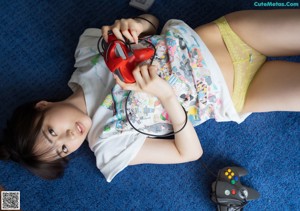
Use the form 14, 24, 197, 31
243, 61, 300, 113
225, 9, 300, 56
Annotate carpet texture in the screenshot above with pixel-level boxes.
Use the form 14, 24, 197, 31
0, 1, 299, 210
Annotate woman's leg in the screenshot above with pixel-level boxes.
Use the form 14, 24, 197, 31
243, 61, 300, 113
224, 10, 300, 112
225, 9, 300, 56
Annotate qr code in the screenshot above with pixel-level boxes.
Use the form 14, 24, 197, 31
1, 191, 20, 210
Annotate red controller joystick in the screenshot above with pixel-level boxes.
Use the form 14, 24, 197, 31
103, 33, 155, 83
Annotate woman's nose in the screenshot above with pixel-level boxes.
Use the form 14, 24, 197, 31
66, 129, 75, 139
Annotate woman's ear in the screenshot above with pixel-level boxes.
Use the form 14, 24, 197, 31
35, 101, 52, 111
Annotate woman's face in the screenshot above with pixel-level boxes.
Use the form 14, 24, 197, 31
35, 101, 92, 160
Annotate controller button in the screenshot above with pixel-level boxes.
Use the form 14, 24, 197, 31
225, 172, 229, 176
227, 169, 232, 173
231, 180, 236, 185
231, 189, 236, 195
224, 190, 230, 196
234, 176, 239, 181
231, 172, 235, 176
228, 175, 232, 179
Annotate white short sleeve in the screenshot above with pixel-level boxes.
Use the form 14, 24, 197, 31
91, 130, 147, 182
68, 28, 115, 117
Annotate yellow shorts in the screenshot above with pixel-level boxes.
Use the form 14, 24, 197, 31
213, 16, 266, 113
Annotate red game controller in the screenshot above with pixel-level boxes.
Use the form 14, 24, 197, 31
103, 32, 155, 83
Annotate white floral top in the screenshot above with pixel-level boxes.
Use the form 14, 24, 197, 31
69, 20, 250, 182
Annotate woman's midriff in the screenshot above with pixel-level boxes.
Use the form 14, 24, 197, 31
194, 22, 234, 96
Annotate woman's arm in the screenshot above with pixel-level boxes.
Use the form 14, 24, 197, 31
101, 14, 159, 44
134, 14, 159, 35
115, 65, 203, 165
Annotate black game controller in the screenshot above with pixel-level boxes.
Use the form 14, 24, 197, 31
211, 167, 260, 211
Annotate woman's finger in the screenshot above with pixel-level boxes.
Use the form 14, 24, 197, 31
130, 30, 139, 44
101, 26, 110, 43
132, 66, 146, 89
121, 30, 134, 43
114, 74, 138, 91
140, 65, 151, 83
148, 65, 158, 79
111, 28, 125, 42
120, 20, 139, 43
110, 20, 126, 42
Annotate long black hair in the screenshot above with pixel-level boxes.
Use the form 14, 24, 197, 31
0, 101, 68, 180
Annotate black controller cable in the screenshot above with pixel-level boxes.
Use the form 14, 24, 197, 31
200, 160, 217, 178
98, 34, 188, 138
215, 200, 248, 211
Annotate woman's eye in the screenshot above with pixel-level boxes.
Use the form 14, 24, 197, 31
48, 128, 56, 136
62, 145, 68, 154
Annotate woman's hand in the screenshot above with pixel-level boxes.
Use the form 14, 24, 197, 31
101, 18, 144, 44
101, 14, 159, 44
114, 65, 174, 100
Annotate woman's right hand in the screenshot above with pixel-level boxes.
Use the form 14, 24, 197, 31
101, 18, 144, 44
114, 65, 175, 101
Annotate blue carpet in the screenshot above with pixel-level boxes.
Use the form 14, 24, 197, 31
0, 1, 299, 210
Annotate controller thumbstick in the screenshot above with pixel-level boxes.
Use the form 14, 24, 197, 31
239, 188, 249, 199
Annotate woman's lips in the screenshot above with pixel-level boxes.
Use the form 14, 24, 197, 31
76, 122, 85, 135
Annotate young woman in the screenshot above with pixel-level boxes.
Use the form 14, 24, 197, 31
0, 10, 299, 182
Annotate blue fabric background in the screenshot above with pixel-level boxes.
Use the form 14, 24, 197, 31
0, 1, 299, 210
